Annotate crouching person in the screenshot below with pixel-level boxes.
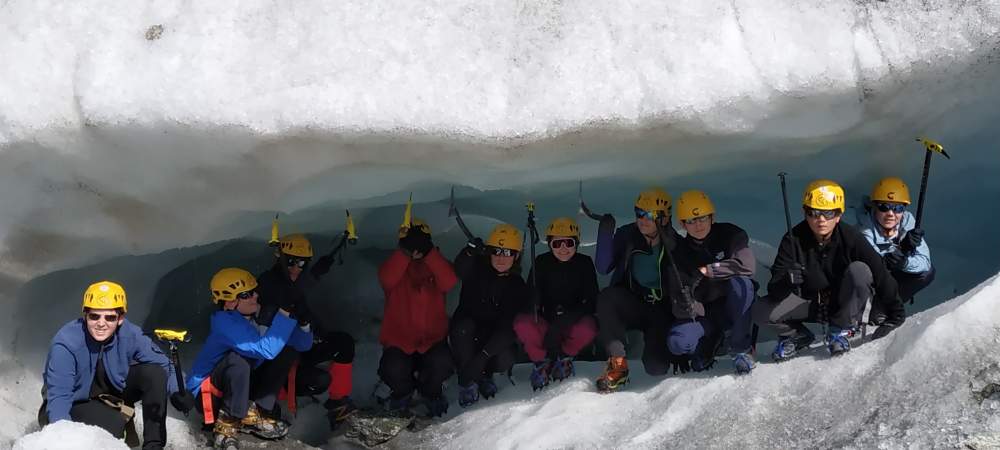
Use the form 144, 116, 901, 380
186, 268, 313, 449
40, 281, 182, 450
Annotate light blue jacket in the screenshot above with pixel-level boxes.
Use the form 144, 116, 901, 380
855, 203, 932, 274
185, 310, 312, 394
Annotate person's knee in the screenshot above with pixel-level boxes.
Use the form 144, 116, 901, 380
667, 324, 703, 356
847, 261, 873, 288
572, 316, 599, 340
750, 298, 776, 326
130, 363, 167, 390
225, 352, 252, 379
328, 332, 356, 363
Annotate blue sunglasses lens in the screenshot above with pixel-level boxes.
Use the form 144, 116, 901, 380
875, 202, 906, 214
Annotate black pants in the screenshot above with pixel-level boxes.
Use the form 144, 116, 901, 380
894, 267, 936, 302
39, 364, 168, 449
596, 286, 673, 375
378, 341, 453, 400
294, 331, 355, 396
204, 348, 299, 418
449, 317, 518, 387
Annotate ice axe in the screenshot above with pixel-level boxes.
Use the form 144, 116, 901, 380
578, 181, 604, 221
327, 210, 359, 265
525, 201, 540, 322
448, 186, 478, 243
154, 329, 191, 414
914, 137, 950, 228
268, 213, 281, 247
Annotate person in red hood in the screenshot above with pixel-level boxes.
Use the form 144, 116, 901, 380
376, 218, 458, 418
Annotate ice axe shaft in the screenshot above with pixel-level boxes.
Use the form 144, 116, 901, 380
526, 201, 539, 322
578, 181, 603, 221
448, 186, 476, 241
914, 137, 949, 228
154, 329, 190, 409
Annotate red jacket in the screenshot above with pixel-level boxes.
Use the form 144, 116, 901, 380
377, 248, 458, 354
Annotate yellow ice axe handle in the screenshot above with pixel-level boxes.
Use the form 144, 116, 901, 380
154, 329, 189, 343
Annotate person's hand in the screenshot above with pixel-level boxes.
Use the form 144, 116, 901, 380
900, 228, 924, 254
883, 250, 906, 271
170, 391, 195, 414
698, 266, 709, 276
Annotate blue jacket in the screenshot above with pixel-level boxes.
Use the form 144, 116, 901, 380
185, 310, 311, 394
855, 205, 932, 274
43, 319, 178, 423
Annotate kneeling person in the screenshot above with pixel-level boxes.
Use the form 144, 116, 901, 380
753, 180, 904, 360
40, 281, 182, 449
186, 268, 313, 449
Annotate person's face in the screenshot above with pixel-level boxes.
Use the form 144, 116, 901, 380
549, 236, 577, 262
873, 201, 906, 230
681, 215, 713, 240
635, 208, 669, 238
226, 289, 260, 315
489, 247, 517, 273
804, 207, 842, 239
84, 308, 123, 342
283, 255, 309, 282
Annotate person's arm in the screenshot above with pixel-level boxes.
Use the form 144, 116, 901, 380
287, 325, 314, 352
43, 343, 77, 422
854, 230, 904, 318
453, 247, 478, 281
766, 231, 798, 301
220, 313, 297, 360
704, 228, 755, 279
900, 219, 932, 274
594, 218, 620, 275
423, 247, 459, 293
377, 249, 411, 292
573, 255, 600, 315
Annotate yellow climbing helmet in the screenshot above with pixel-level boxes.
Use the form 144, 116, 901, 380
486, 224, 523, 252
635, 187, 672, 217
676, 190, 716, 221
802, 179, 845, 212
870, 177, 911, 205
210, 268, 258, 304
397, 218, 432, 239
279, 234, 313, 258
82, 281, 127, 312
545, 217, 580, 240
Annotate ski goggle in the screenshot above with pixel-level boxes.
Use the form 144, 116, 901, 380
681, 215, 711, 225
874, 202, 906, 214
235, 289, 258, 300
286, 257, 310, 268
804, 207, 840, 220
634, 207, 667, 221
86, 313, 120, 323
490, 247, 517, 257
549, 238, 576, 249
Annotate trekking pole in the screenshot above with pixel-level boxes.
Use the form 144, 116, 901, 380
914, 137, 950, 228
578, 181, 603, 222
526, 201, 540, 322
775, 172, 802, 345
154, 329, 191, 415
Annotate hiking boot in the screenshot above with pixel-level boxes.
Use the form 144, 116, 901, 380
385, 393, 412, 413
213, 411, 240, 450
595, 356, 629, 393
477, 376, 498, 400
458, 383, 479, 408
240, 402, 289, 440
732, 352, 756, 375
530, 360, 552, 391
827, 328, 852, 356
324, 397, 358, 430
771, 329, 816, 362
550, 357, 575, 382
425, 395, 449, 417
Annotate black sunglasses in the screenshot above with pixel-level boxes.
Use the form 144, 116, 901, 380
86, 313, 120, 322
236, 289, 258, 300
490, 247, 517, 257
286, 257, 310, 268
874, 202, 906, 214
804, 207, 839, 220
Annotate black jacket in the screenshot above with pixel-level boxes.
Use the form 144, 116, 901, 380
452, 247, 529, 328
256, 254, 334, 329
595, 222, 680, 294
528, 252, 599, 322
768, 221, 902, 315
667, 223, 756, 310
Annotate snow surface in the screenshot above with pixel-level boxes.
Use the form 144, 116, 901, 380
2, 0, 1000, 448
13, 420, 129, 450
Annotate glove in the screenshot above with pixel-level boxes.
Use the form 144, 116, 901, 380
883, 250, 906, 271
466, 237, 486, 255
170, 391, 195, 414
666, 352, 692, 375
786, 264, 805, 286
899, 228, 924, 254
598, 214, 616, 236
400, 227, 433, 256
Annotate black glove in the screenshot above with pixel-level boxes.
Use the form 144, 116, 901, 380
466, 237, 486, 255
883, 250, 906, 271
170, 391, 195, 414
598, 214, 616, 236
666, 353, 692, 375
400, 228, 433, 256
786, 263, 804, 286
899, 228, 924, 254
